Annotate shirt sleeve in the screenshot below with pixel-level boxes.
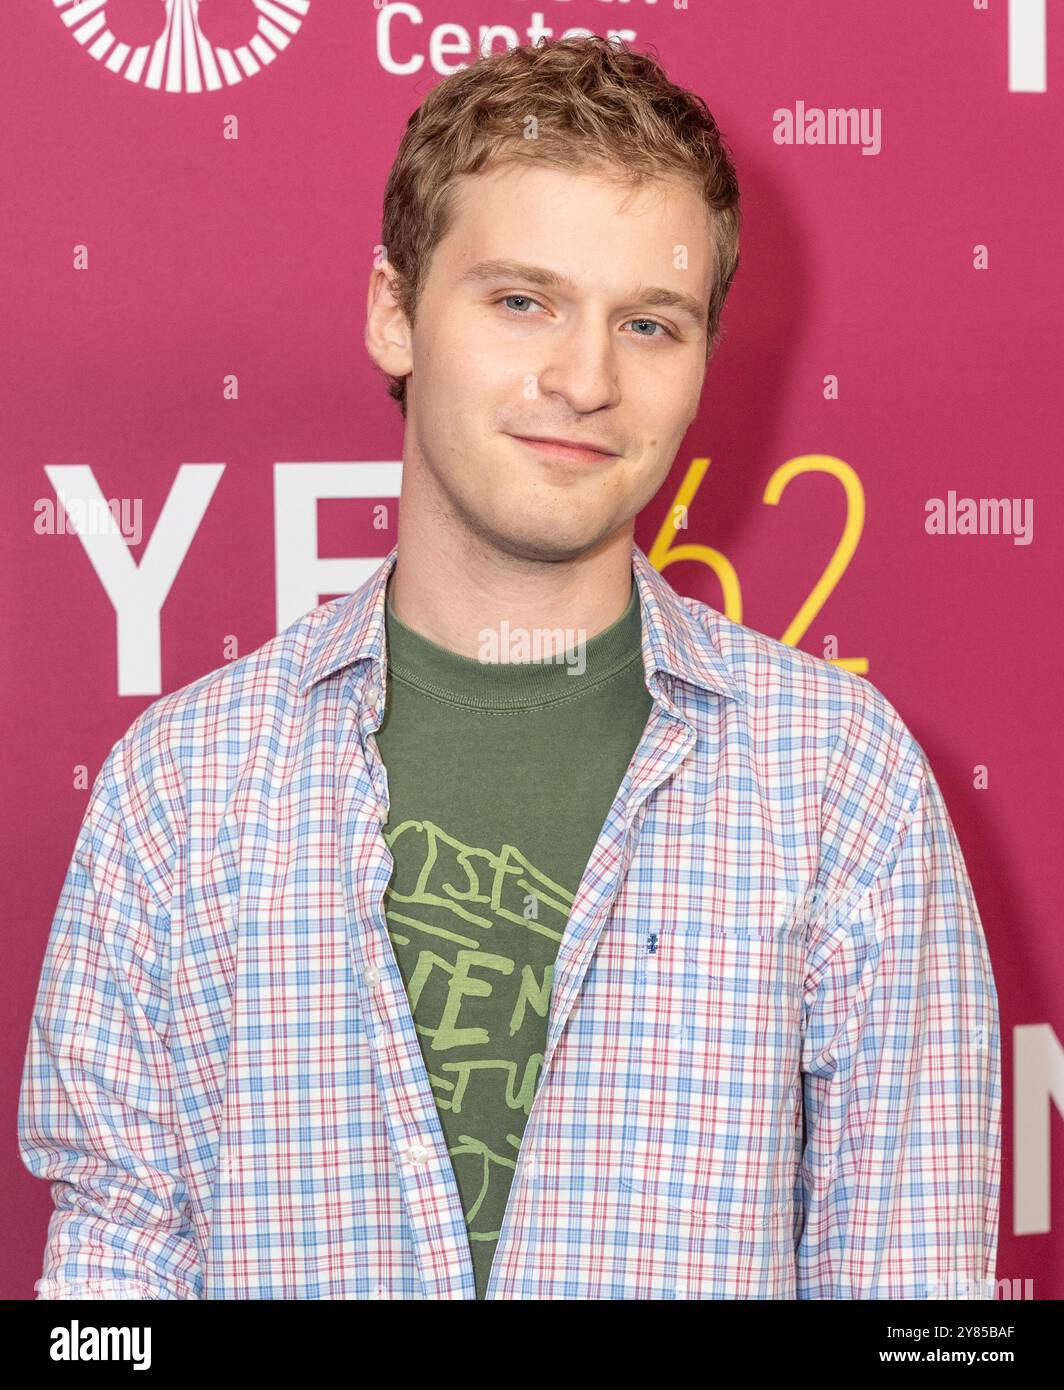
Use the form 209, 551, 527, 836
795, 750, 1002, 1299
16, 755, 202, 1300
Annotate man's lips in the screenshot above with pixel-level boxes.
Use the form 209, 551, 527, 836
507, 433, 621, 464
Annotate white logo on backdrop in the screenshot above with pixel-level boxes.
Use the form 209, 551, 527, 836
51, 0, 310, 92
1010, 0, 1047, 91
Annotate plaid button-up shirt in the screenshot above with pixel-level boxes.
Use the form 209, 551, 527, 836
18, 541, 1002, 1299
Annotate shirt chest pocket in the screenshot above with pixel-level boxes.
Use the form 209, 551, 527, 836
618, 921, 805, 1229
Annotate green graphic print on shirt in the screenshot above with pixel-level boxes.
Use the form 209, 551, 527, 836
374, 571, 652, 1299
382, 819, 574, 1255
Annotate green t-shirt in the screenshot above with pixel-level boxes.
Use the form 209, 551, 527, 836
374, 571, 652, 1298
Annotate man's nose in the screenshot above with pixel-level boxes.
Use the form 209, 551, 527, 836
533, 318, 622, 414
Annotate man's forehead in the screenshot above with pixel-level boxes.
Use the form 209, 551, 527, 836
438, 165, 714, 303
450, 158, 706, 217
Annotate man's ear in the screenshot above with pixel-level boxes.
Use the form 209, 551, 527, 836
365, 262, 413, 382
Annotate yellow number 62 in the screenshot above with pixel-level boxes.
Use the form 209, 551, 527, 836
648, 454, 868, 675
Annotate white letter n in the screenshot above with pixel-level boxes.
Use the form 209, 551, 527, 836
1010, 0, 1047, 92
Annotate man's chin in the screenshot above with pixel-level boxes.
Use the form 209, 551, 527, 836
474, 517, 625, 567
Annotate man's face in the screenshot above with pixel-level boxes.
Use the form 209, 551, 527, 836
372, 160, 716, 562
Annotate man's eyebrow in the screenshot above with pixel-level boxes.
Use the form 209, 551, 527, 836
458, 258, 707, 329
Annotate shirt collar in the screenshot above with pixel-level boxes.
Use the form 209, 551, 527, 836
297, 540, 742, 704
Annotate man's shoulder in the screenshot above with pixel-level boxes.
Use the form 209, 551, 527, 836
683, 598, 934, 917
99, 595, 350, 794
682, 595, 927, 790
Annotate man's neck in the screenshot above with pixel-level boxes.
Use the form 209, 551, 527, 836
386, 525, 637, 662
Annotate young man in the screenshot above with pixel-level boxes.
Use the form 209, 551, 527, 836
19, 37, 1000, 1301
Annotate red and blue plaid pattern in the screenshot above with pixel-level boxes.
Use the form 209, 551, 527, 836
17, 542, 1001, 1298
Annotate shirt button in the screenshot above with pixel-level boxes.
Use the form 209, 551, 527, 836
363, 964, 381, 987
403, 1140, 430, 1167
365, 677, 381, 704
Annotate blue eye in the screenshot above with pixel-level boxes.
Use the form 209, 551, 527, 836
493, 296, 675, 340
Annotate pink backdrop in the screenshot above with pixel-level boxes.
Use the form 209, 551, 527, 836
3, 0, 1061, 1299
